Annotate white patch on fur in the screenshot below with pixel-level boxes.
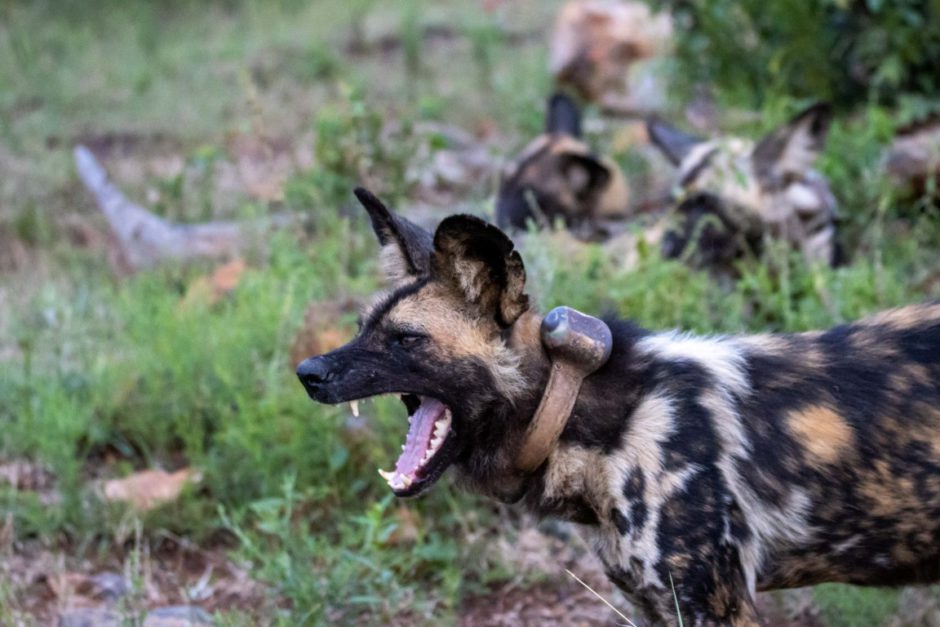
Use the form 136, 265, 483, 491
454, 258, 484, 302
833, 535, 862, 554
786, 182, 822, 212
773, 119, 821, 177
592, 394, 682, 591
636, 332, 817, 596
491, 340, 528, 402
639, 332, 750, 395
379, 244, 413, 283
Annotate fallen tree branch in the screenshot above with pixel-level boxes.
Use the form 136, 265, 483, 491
74, 145, 291, 270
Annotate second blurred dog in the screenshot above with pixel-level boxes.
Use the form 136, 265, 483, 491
648, 104, 841, 270
496, 93, 630, 239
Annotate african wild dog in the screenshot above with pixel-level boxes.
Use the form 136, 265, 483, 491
550, 0, 673, 113
297, 188, 940, 625
648, 104, 841, 271
497, 92, 629, 239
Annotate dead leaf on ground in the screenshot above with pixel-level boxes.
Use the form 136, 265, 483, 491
101, 468, 201, 512
384, 506, 422, 547
180, 259, 247, 308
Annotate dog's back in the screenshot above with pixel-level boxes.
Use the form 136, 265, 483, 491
602, 303, 940, 594
544, 302, 940, 622
737, 302, 940, 589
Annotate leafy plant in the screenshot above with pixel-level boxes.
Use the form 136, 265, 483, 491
658, 0, 940, 109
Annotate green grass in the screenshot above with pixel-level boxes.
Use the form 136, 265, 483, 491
1, 0, 939, 624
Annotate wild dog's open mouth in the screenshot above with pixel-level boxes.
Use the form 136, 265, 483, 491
350, 393, 457, 497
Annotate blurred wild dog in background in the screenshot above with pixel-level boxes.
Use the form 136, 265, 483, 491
496, 93, 630, 239
648, 104, 841, 272
297, 190, 940, 625
550, 0, 673, 115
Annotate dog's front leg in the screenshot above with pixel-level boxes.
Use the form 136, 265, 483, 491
602, 535, 762, 626
656, 544, 762, 627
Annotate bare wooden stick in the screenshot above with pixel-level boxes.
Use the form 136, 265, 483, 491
74, 145, 290, 270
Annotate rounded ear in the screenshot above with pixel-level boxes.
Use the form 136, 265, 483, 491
546, 92, 582, 138
558, 152, 612, 197
431, 215, 528, 327
752, 102, 832, 184
354, 187, 433, 281
646, 116, 704, 166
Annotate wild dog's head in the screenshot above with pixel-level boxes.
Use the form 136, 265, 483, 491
496, 93, 629, 237
297, 188, 547, 498
648, 103, 839, 269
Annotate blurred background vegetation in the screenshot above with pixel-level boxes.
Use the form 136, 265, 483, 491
0, 0, 938, 624
659, 0, 940, 111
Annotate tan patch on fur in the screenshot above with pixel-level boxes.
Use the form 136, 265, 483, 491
859, 460, 909, 517
544, 444, 612, 507
860, 302, 940, 331
738, 334, 791, 353
908, 404, 940, 459
786, 405, 853, 464
887, 363, 933, 397
386, 285, 528, 400
508, 134, 630, 224
508, 310, 546, 356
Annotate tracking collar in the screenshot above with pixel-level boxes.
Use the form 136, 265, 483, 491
515, 306, 613, 473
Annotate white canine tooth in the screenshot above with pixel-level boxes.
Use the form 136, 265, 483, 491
391, 473, 413, 490
378, 469, 394, 483
430, 436, 442, 450
350, 400, 360, 417
401, 445, 406, 451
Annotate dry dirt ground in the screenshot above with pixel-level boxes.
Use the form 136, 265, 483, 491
2, 449, 891, 627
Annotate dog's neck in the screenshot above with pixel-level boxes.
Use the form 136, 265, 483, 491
499, 308, 615, 495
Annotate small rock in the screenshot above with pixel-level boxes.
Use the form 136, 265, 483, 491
84, 571, 131, 602
59, 607, 121, 627
144, 606, 213, 627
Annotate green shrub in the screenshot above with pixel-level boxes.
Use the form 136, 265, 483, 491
658, 0, 940, 109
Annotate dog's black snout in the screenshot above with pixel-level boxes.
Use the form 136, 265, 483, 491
296, 357, 334, 393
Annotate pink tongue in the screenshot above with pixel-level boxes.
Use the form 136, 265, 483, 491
394, 397, 446, 477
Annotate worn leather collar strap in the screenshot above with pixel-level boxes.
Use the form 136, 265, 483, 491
516, 306, 613, 474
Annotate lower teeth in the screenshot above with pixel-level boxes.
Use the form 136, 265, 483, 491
377, 468, 413, 490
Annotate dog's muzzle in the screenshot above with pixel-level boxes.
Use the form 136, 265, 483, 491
296, 356, 336, 400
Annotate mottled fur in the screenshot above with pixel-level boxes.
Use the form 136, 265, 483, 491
298, 192, 940, 625
649, 104, 840, 272
497, 93, 629, 238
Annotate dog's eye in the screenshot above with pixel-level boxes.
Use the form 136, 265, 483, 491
394, 332, 425, 348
